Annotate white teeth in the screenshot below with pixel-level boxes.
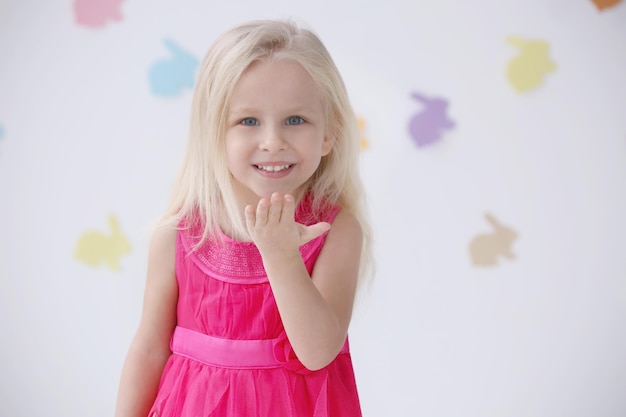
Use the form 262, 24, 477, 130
257, 164, 291, 172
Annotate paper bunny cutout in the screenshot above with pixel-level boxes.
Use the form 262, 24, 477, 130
74, 214, 132, 271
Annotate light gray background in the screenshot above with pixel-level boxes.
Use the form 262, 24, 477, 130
1, 0, 625, 416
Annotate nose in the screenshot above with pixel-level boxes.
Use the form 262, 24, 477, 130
259, 126, 288, 152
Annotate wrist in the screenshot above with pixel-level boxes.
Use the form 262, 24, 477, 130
259, 247, 302, 264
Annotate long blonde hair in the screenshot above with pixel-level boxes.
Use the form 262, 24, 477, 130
162, 19, 373, 281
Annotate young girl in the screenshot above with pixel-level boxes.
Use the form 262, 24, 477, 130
115, 19, 372, 417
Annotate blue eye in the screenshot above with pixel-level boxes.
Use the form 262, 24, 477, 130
241, 118, 259, 126
286, 116, 304, 125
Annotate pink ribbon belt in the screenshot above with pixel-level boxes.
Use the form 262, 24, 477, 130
170, 326, 349, 370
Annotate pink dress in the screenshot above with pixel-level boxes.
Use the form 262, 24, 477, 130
149, 199, 362, 417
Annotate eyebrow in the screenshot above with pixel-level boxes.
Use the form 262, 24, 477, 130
228, 106, 319, 116
228, 107, 258, 116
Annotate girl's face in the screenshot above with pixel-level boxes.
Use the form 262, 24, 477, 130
225, 58, 333, 209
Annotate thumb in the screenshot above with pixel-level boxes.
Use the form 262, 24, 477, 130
298, 222, 331, 245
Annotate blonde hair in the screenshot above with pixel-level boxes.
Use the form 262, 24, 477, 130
162, 19, 373, 281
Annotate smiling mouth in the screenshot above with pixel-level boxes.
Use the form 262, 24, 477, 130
254, 164, 294, 172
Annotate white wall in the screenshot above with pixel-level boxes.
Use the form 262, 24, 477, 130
1, 0, 625, 416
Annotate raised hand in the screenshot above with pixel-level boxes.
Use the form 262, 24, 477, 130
245, 192, 331, 257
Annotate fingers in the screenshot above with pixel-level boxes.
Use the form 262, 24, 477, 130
266, 192, 295, 224
245, 198, 271, 229
246, 193, 326, 249
282, 193, 296, 222
255, 198, 270, 225
268, 193, 283, 224
244, 204, 256, 230
246, 193, 296, 231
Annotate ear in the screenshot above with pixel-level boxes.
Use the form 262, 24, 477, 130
321, 134, 334, 156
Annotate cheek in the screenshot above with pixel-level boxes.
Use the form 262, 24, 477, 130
225, 143, 245, 174
225, 136, 246, 159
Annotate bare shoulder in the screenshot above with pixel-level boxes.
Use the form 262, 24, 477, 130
316, 209, 363, 275
314, 208, 363, 279
148, 224, 178, 260
144, 223, 178, 310
325, 209, 363, 247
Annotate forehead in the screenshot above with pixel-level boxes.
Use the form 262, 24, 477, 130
228, 59, 324, 113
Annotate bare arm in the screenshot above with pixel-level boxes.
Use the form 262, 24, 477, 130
245, 193, 362, 371
114, 226, 178, 417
